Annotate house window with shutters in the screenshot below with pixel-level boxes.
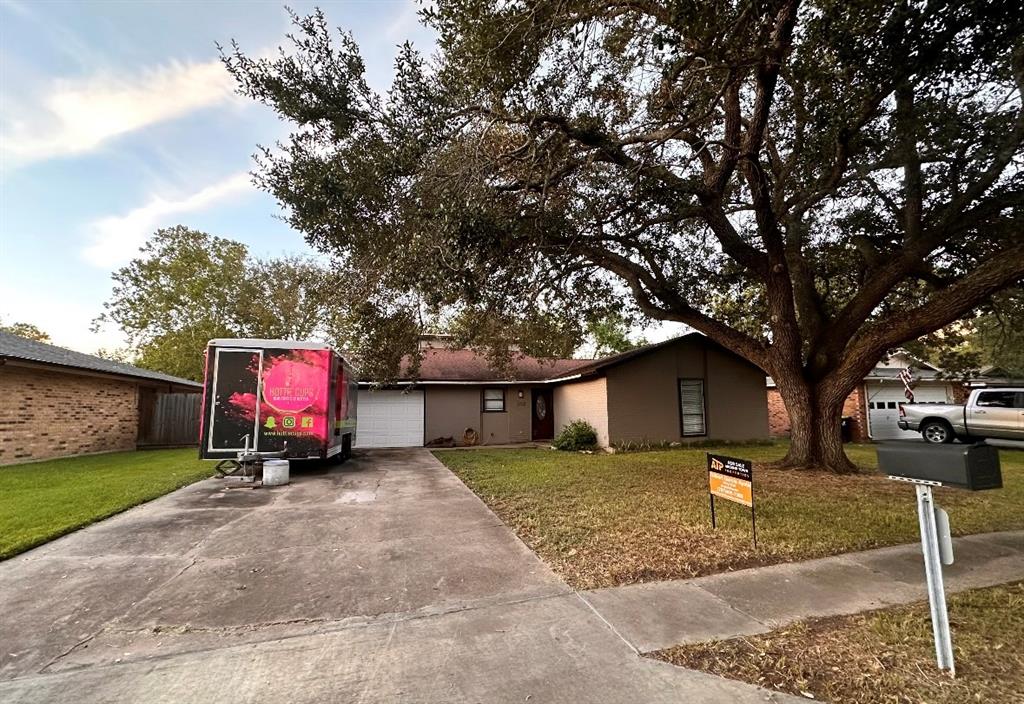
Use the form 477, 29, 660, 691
678, 379, 707, 436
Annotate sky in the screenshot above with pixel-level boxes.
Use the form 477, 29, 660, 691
0, 0, 684, 356
0, 0, 433, 353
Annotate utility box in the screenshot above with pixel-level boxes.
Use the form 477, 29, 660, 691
877, 442, 1002, 490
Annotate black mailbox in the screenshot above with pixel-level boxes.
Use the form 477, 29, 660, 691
877, 442, 1002, 490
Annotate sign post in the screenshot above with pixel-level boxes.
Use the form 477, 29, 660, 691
706, 453, 756, 549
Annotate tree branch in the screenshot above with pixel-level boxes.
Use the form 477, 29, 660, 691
834, 242, 1024, 386
560, 241, 770, 368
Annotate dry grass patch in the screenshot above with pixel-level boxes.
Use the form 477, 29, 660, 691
651, 582, 1024, 704
435, 443, 1024, 589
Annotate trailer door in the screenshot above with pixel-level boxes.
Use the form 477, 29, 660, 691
208, 348, 263, 453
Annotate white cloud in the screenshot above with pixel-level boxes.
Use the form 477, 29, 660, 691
385, 0, 424, 41
1, 58, 236, 167
81, 172, 254, 267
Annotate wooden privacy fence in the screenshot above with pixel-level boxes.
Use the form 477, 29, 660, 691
138, 391, 201, 448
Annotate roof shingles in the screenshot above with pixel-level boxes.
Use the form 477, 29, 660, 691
0, 331, 200, 387
402, 347, 592, 382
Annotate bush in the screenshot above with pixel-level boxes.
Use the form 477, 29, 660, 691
553, 419, 598, 451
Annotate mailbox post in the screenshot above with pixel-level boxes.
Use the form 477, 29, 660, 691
914, 482, 954, 674
876, 442, 1003, 678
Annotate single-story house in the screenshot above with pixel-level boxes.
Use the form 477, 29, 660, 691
0, 331, 201, 465
767, 350, 967, 442
355, 333, 769, 449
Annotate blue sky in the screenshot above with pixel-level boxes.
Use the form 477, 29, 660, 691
0, 0, 683, 356
0, 0, 434, 353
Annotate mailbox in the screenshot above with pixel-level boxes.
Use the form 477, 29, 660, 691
877, 442, 1002, 490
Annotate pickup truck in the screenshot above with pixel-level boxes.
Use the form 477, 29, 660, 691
898, 388, 1024, 443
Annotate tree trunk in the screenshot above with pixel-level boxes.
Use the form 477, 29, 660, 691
774, 375, 858, 474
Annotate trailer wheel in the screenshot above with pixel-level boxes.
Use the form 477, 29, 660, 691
921, 420, 954, 444
341, 434, 352, 461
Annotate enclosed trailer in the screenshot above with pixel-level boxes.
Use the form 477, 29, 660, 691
199, 339, 357, 461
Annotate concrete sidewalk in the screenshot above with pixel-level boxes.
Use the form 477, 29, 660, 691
581, 530, 1024, 652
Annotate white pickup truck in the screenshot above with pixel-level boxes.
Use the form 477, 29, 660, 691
898, 388, 1024, 443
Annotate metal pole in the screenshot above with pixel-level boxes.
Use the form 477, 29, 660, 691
915, 484, 955, 676
751, 500, 757, 550
709, 493, 717, 529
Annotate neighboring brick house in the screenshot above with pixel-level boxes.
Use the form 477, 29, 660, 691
767, 351, 965, 443
767, 384, 869, 442
0, 332, 200, 465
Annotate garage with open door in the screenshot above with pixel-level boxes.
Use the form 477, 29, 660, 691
355, 389, 424, 448
866, 383, 951, 440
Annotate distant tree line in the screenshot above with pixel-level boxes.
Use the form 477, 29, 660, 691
93, 225, 349, 381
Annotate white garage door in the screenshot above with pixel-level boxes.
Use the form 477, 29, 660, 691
355, 389, 424, 448
866, 383, 951, 440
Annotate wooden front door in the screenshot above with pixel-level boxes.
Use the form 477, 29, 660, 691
531, 388, 554, 440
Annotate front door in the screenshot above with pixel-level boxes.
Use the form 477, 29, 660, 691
531, 388, 554, 440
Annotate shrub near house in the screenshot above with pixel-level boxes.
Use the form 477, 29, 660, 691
553, 420, 598, 451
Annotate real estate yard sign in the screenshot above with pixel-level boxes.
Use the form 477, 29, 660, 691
707, 453, 757, 548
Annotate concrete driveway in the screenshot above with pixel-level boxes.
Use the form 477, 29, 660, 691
0, 449, 794, 703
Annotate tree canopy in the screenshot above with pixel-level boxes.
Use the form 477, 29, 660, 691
906, 288, 1024, 378
223, 2, 1024, 470
0, 321, 50, 343
585, 311, 649, 357
95, 225, 345, 381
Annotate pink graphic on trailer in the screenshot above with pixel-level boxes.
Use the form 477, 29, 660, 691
261, 349, 330, 441
262, 355, 324, 412
223, 349, 330, 445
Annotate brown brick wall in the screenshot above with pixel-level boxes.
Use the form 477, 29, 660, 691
952, 383, 970, 404
767, 384, 869, 443
0, 365, 139, 465
842, 385, 869, 443
767, 387, 791, 436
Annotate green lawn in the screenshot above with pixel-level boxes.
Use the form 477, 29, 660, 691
0, 448, 214, 559
435, 443, 1024, 589
653, 582, 1024, 704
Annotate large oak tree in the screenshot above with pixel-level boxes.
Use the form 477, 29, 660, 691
224, 1, 1024, 471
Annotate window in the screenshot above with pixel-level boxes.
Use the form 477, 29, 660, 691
679, 379, 706, 436
976, 391, 1018, 408
482, 388, 505, 412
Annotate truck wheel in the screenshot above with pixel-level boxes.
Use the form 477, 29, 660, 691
921, 420, 954, 444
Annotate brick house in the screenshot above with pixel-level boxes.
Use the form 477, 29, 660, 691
767, 383, 871, 442
767, 351, 965, 443
0, 332, 200, 465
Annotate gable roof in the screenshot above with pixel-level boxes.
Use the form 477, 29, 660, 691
0, 331, 201, 388
875, 348, 941, 372
389, 332, 748, 384
555, 333, 717, 378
